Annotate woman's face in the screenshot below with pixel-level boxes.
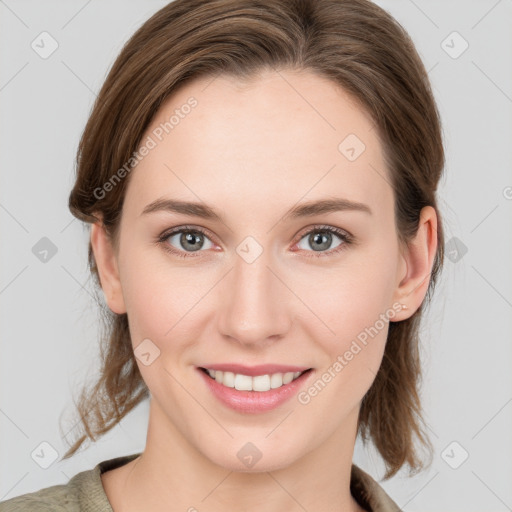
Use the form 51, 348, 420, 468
95, 68, 417, 471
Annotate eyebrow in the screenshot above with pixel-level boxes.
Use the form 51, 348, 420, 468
140, 196, 372, 221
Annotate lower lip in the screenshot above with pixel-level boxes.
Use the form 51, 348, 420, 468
197, 367, 314, 413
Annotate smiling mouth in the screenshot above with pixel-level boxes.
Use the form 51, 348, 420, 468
199, 367, 313, 392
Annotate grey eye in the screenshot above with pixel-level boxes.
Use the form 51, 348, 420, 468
297, 230, 343, 252
166, 230, 214, 252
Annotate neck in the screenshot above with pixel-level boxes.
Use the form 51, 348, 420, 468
111, 398, 366, 512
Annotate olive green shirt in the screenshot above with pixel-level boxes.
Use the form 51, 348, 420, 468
0, 453, 402, 511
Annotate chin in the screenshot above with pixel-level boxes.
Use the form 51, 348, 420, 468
200, 438, 301, 474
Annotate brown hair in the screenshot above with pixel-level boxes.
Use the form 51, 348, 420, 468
62, 0, 445, 480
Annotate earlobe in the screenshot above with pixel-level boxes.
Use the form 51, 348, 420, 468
90, 219, 127, 315
392, 206, 438, 319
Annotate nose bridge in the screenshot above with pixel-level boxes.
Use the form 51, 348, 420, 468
217, 241, 291, 344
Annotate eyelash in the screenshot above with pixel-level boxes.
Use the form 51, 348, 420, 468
157, 224, 354, 259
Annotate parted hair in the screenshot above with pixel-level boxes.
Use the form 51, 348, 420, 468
63, 0, 445, 480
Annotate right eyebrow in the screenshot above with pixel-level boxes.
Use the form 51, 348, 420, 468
141, 198, 222, 221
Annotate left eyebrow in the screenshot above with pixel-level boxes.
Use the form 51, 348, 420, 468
140, 196, 372, 222
282, 197, 373, 221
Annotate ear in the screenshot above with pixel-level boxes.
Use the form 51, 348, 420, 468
90, 217, 127, 315
391, 205, 438, 321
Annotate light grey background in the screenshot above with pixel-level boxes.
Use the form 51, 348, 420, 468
1, 1, 511, 510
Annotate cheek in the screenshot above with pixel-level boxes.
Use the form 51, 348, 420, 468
298, 272, 393, 415
117, 247, 183, 343
119, 247, 216, 353
301, 255, 396, 342
119, 258, 202, 394
297, 245, 397, 385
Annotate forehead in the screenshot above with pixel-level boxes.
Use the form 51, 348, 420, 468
124, 69, 392, 220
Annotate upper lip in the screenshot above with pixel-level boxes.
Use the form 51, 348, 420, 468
199, 364, 312, 377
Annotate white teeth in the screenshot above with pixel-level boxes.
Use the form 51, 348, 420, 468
253, 374, 271, 392
234, 373, 253, 391
204, 369, 305, 392
270, 373, 284, 389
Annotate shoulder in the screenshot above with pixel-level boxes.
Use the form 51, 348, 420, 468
0, 453, 141, 512
0, 482, 77, 511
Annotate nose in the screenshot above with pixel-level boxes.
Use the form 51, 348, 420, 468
217, 247, 292, 348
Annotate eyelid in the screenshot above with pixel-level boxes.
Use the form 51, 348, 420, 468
159, 224, 218, 244
157, 223, 354, 258
293, 223, 352, 241
291, 224, 354, 258
157, 224, 219, 257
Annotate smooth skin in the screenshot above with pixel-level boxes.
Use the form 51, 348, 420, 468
91, 68, 437, 512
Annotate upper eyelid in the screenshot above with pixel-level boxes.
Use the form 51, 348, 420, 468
161, 225, 217, 243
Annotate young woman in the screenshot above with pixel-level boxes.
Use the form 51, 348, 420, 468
0, 0, 444, 510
